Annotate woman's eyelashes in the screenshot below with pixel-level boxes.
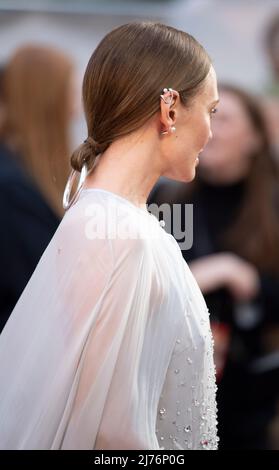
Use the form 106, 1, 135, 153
210, 107, 218, 118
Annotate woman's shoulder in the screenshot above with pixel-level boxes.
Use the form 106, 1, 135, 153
60, 188, 164, 258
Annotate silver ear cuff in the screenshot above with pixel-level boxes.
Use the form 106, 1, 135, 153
160, 87, 174, 105
160, 88, 176, 135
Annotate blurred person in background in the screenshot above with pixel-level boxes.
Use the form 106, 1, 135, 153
149, 84, 279, 449
0, 45, 75, 331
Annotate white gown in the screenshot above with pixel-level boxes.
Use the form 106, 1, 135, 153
0, 188, 218, 450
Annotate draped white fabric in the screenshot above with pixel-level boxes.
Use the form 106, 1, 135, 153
0, 189, 218, 449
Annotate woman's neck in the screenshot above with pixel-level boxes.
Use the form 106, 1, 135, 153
83, 126, 161, 208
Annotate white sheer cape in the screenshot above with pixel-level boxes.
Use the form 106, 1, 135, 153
0, 189, 218, 449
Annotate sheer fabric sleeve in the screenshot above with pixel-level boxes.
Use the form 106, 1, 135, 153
0, 204, 178, 450
58, 236, 170, 450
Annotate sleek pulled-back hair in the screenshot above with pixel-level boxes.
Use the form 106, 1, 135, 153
71, 21, 212, 172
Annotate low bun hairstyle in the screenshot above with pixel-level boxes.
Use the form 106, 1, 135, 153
71, 136, 107, 172
70, 21, 212, 173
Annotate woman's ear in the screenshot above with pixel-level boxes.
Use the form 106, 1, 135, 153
160, 88, 179, 135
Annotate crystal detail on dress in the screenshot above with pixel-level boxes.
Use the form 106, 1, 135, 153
156, 302, 218, 450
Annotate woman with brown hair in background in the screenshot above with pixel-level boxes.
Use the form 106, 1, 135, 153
0, 22, 219, 449
150, 84, 279, 449
0, 45, 75, 331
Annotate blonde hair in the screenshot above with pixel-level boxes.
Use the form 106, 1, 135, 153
4, 45, 73, 215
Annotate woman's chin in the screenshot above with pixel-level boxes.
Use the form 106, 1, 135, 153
188, 169, 197, 182
162, 163, 197, 183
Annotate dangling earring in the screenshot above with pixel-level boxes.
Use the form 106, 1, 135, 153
161, 126, 176, 135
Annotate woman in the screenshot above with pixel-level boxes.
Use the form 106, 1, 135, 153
150, 84, 279, 449
0, 45, 74, 330
0, 22, 219, 450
